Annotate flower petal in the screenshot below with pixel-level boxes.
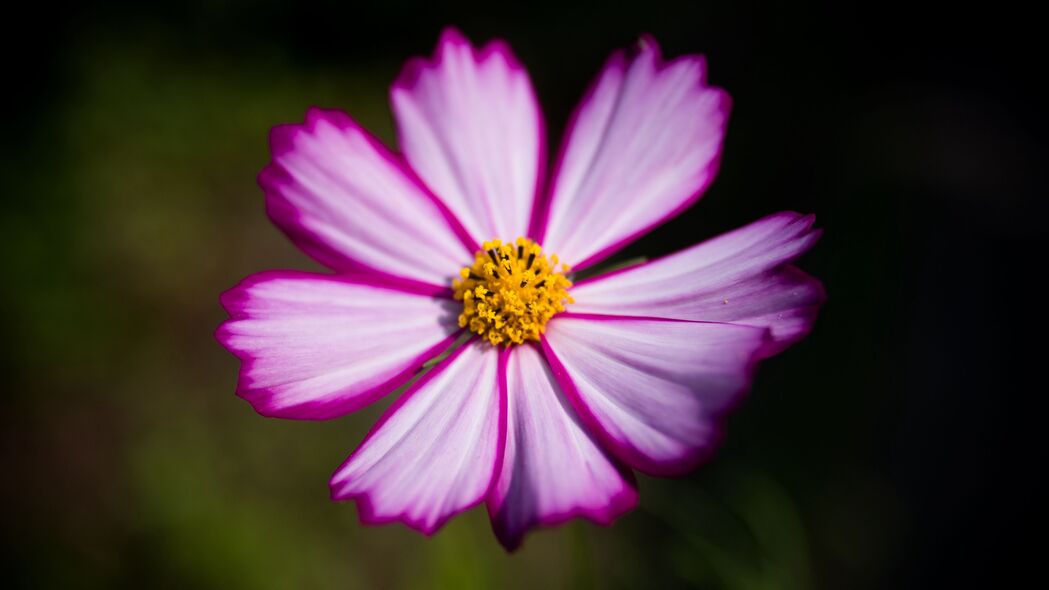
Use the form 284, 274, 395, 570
488, 345, 638, 551
330, 341, 503, 535
391, 27, 544, 244
541, 314, 769, 475
216, 271, 458, 420
260, 107, 475, 289
570, 212, 825, 356
535, 36, 730, 269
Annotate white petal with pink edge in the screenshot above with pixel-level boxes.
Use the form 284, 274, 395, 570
570, 212, 825, 356
542, 314, 769, 476
216, 271, 458, 420
330, 342, 503, 535
391, 28, 544, 245
260, 108, 474, 289
488, 345, 637, 550
536, 37, 730, 269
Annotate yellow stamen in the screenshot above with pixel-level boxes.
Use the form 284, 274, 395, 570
452, 237, 573, 347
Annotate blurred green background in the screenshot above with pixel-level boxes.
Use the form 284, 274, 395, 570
3, 1, 1044, 588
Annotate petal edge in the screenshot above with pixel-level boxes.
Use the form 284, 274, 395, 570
261, 107, 476, 288
330, 341, 504, 535
391, 27, 546, 245
570, 212, 826, 356
215, 270, 459, 420
488, 345, 638, 550
538, 36, 730, 269
542, 314, 769, 476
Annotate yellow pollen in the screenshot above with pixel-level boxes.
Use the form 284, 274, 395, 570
452, 237, 574, 347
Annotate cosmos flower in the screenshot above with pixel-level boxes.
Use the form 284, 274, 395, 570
216, 27, 824, 550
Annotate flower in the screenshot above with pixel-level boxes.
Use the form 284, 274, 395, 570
216, 27, 824, 551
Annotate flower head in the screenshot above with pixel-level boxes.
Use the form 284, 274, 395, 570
217, 27, 824, 550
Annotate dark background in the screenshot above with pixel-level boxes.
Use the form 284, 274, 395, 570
3, 1, 1045, 588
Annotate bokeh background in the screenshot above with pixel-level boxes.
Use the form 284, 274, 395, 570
3, 1, 1045, 588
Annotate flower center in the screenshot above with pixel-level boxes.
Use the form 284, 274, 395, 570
452, 238, 573, 347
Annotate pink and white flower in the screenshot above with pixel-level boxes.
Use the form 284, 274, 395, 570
217, 28, 824, 550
